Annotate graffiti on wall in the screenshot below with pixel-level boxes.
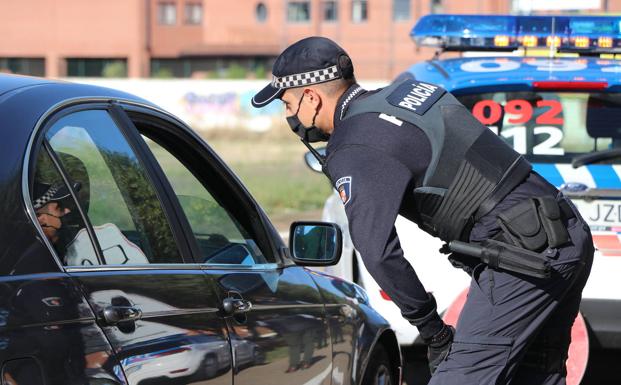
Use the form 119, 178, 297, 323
72, 79, 385, 132
181, 89, 284, 132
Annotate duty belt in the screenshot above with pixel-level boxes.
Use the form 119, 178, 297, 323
448, 198, 577, 279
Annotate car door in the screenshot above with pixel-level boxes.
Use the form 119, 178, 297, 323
31, 104, 233, 385
123, 108, 333, 385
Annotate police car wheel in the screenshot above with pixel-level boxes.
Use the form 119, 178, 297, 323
202, 354, 218, 379
362, 345, 394, 385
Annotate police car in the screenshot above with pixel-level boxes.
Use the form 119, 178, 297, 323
310, 13, 621, 383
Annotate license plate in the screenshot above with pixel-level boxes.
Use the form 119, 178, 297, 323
571, 199, 621, 230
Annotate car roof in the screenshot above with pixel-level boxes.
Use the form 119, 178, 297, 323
406, 56, 621, 94
0, 73, 57, 97
0, 73, 154, 112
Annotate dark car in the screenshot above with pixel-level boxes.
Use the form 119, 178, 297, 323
0, 74, 401, 385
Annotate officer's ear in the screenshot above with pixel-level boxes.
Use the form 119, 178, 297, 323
302, 88, 322, 109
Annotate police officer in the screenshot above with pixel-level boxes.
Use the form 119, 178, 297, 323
252, 36, 594, 385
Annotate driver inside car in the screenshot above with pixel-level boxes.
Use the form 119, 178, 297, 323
33, 151, 149, 266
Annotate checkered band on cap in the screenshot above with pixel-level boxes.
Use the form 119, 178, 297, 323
271, 65, 340, 89
33, 184, 62, 210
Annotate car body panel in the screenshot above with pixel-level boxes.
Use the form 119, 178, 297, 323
406, 56, 621, 93
203, 266, 332, 385
71, 271, 233, 385
0, 273, 126, 384
0, 73, 400, 384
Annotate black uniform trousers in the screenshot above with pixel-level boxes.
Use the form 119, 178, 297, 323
429, 199, 594, 385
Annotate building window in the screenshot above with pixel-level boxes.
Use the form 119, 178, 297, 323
0, 58, 45, 76
351, 0, 367, 23
184, 3, 202, 24
430, 0, 443, 13
256, 2, 267, 22
158, 3, 177, 25
323, 1, 338, 21
287, 1, 310, 22
393, 0, 410, 21
151, 57, 273, 79
66, 59, 128, 78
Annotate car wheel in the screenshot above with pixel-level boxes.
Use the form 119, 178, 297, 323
252, 347, 265, 364
361, 345, 394, 385
202, 354, 218, 379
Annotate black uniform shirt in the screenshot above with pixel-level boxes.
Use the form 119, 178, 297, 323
325, 84, 558, 322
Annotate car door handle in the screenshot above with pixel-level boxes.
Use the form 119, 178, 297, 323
101, 306, 143, 325
222, 298, 252, 315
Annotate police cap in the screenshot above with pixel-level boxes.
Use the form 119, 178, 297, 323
33, 181, 81, 210
251, 36, 354, 108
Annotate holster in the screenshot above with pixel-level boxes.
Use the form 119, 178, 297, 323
496, 196, 571, 251
446, 196, 576, 278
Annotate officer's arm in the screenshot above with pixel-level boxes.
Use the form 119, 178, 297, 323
327, 145, 444, 339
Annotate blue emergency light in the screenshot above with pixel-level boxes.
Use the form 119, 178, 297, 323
411, 14, 621, 53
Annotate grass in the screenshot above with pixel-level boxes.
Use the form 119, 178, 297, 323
205, 135, 332, 226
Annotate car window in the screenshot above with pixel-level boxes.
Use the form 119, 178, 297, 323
458, 91, 621, 163
141, 135, 271, 265
39, 109, 182, 266
32, 148, 100, 265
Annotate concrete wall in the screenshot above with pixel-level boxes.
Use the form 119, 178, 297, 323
71, 78, 386, 132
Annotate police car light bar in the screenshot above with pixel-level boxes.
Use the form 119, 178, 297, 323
411, 14, 621, 54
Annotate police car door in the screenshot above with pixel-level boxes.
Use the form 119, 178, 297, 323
35, 105, 232, 385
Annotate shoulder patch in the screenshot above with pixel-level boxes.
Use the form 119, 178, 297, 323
336, 176, 352, 205
386, 80, 446, 115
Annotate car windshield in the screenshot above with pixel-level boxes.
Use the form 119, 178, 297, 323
457, 91, 621, 164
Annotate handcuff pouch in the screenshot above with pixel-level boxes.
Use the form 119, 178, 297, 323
535, 196, 570, 248
497, 199, 547, 251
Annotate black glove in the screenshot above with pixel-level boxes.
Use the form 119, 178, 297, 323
425, 324, 455, 375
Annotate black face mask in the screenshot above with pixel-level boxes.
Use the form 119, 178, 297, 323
39, 205, 80, 244
287, 94, 330, 143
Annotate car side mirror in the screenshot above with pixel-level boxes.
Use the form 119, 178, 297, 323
289, 222, 342, 266
304, 147, 326, 173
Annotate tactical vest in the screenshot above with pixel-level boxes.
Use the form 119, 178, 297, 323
342, 79, 532, 242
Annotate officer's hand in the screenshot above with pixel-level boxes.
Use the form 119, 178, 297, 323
426, 324, 455, 375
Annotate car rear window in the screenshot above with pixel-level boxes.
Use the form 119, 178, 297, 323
457, 91, 621, 164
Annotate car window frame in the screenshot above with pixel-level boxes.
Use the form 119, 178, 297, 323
25, 101, 197, 272
119, 104, 288, 269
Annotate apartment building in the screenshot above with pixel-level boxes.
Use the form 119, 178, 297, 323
0, 0, 618, 79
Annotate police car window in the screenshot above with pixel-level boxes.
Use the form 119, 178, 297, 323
141, 135, 271, 265
43, 110, 182, 266
458, 91, 621, 163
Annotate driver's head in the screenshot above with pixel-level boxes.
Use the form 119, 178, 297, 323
33, 182, 80, 243
251, 37, 356, 142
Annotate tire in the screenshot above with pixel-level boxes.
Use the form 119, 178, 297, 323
361, 344, 395, 385
202, 354, 218, 379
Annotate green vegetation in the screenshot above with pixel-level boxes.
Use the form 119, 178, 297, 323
38, 131, 330, 236
101, 61, 128, 78
151, 67, 174, 79
207, 136, 331, 225
254, 65, 267, 79
226, 63, 248, 79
